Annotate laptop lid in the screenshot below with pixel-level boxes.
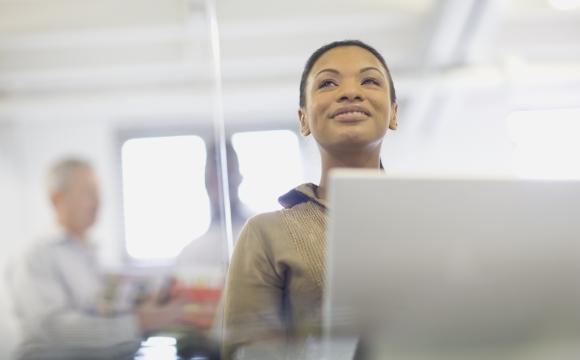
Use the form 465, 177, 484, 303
325, 170, 580, 359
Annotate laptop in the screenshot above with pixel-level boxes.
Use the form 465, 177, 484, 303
324, 170, 580, 360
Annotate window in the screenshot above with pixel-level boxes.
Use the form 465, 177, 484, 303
232, 130, 304, 213
121, 135, 210, 261
507, 109, 580, 180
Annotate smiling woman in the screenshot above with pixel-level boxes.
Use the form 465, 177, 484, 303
298, 42, 398, 197
222, 40, 398, 358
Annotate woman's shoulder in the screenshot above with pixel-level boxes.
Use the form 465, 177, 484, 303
229, 211, 290, 269
243, 200, 322, 231
240, 209, 287, 240
234, 183, 325, 249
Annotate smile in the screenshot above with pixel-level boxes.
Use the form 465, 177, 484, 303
331, 106, 371, 119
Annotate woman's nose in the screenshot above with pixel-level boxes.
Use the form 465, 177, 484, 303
338, 81, 363, 102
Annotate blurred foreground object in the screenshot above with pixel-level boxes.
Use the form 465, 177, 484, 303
325, 171, 580, 360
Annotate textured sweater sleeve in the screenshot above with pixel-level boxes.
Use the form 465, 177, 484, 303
222, 216, 287, 358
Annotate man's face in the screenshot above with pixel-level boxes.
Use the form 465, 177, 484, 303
55, 167, 100, 234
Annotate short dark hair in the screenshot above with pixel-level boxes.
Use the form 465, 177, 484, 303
299, 40, 397, 107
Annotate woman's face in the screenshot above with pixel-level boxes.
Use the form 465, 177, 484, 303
299, 46, 397, 153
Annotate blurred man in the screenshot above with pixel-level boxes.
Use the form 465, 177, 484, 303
8, 158, 186, 360
176, 141, 246, 271
173, 141, 249, 359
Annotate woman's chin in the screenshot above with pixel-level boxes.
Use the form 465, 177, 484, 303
333, 129, 383, 147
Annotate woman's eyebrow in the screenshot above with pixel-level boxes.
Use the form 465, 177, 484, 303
315, 68, 339, 77
360, 66, 382, 74
315, 67, 382, 77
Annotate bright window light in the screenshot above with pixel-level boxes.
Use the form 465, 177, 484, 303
232, 130, 304, 213
548, 0, 580, 11
122, 136, 210, 261
507, 109, 580, 180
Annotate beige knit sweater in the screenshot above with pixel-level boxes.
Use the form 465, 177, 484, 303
223, 183, 327, 358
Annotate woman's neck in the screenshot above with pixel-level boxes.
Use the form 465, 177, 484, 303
317, 148, 382, 200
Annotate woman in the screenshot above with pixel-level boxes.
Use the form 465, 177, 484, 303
223, 40, 398, 358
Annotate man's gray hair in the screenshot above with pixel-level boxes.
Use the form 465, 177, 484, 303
46, 157, 92, 194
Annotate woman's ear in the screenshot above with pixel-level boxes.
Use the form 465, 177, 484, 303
388, 103, 398, 130
298, 108, 311, 136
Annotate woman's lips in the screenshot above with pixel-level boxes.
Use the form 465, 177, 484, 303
331, 106, 371, 121
333, 110, 370, 122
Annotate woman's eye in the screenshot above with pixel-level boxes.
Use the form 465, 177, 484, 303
362, 78, 381, 86
318, 80, 337, 89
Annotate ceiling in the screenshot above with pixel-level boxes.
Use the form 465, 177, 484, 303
0, 0, 579, 122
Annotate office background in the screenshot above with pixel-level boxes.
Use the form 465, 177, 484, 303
1, 0, 579, 356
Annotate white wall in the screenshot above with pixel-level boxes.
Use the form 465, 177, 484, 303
383, 86, 514, 177
0, 121, 25, 359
